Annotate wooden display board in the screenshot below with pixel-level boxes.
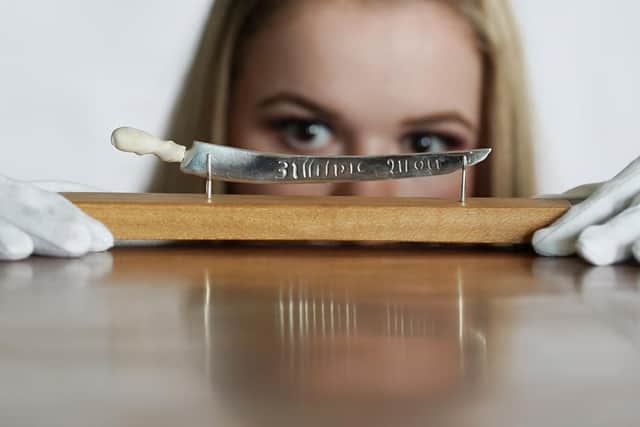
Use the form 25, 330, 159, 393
65, 193, 570, 244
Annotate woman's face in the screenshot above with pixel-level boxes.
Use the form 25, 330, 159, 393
228, 0, 482, 197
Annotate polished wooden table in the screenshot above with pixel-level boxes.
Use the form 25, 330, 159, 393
1, 245, 639, 426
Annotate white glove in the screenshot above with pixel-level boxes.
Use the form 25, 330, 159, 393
0, 174, 114, 261
532, 155, 640, 266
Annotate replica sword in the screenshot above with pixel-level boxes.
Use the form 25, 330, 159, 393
111, 127, 491, 203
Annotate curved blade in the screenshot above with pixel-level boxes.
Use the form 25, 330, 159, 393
180, 141, 491, 183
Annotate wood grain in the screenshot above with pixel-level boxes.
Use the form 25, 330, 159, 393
3, 247, 638, 426
64, 193, 570, 243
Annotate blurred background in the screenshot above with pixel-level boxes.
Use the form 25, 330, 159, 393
0, 0, 638, 194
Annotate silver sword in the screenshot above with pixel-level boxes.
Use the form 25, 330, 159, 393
111, 127, 491, 202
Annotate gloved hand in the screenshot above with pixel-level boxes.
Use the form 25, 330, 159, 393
532, 155, 640, 266
0, 174, 114, 261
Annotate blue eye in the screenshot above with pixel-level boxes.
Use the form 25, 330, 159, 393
403, 133, 458, 153
272, 118, 333, 150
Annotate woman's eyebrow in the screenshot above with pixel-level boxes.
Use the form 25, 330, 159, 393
402, 112, 477, 133
258, 92, 340, 121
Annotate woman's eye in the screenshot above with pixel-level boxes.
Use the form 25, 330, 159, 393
403, 133, 458, 153
272, 118, 333, 150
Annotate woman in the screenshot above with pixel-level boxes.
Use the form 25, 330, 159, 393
159, 0, 534, 199
1, 0, 639, 264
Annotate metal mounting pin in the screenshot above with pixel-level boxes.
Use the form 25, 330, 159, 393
206, 153, 213, 201
459, 155, 468, 204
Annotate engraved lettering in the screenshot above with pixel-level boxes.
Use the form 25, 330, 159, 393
387, 159, 395, 175
306, 159, 314, 178
276, 160, 289, 179
277, 156, 453, 180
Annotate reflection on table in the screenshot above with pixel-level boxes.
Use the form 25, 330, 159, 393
0, 245, 639, 426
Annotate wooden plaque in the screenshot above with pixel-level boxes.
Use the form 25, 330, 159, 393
64, 193, 570, 244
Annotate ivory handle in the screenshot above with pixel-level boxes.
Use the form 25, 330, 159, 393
111, 127, 186, 163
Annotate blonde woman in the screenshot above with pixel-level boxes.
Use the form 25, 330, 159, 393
1, 0, 639, 264
160, 0, 534, 199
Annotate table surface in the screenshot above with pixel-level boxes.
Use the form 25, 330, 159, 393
1, 244, 639, 426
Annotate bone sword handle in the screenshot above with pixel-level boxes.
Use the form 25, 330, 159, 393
111, 127, 186, 163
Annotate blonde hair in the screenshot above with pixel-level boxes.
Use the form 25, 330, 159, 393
159, 0, 534, 196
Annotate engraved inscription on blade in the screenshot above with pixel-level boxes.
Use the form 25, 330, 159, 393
180, 141, 491, 183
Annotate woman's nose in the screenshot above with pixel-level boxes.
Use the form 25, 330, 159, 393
348, 137, 393, 157
331, 138, 400, 196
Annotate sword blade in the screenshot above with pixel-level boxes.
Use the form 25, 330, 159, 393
180, 141, 490, 183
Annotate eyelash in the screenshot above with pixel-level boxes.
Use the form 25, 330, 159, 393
264, 116, 465, 153
401, 131, 465, 153
266, 116, 334, 150
267, 117, 332, 133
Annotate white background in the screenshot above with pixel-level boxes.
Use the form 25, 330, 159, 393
513, 0, 640, 194
0, 0, 638, 194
